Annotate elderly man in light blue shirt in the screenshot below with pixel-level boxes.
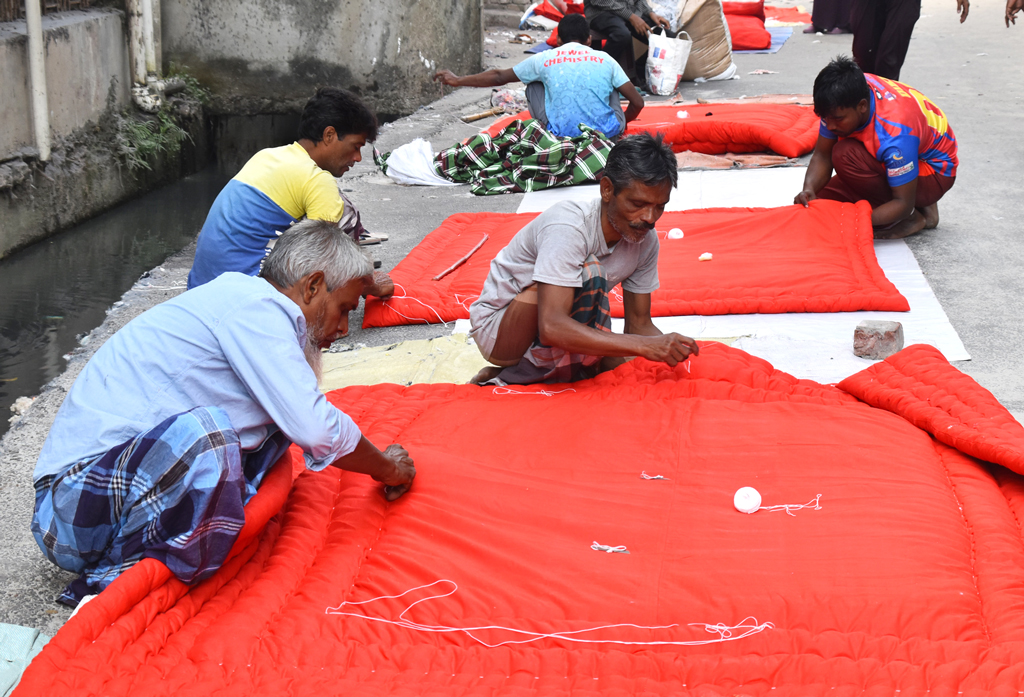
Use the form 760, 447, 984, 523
32, 219, 415, 606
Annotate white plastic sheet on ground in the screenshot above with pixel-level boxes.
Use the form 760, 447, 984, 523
517, 166, 808, 213
458, 166, 970, 384
382, 138, 461, 187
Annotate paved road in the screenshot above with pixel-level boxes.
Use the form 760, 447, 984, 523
0, 0, 1020, 633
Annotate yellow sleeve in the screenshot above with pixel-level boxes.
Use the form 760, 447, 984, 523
302, 168, 345, 223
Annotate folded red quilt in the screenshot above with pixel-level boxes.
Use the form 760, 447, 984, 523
19, 343, 1024, 696
362, 199, 907, 328
725, 14, 772, 50
723, 0, 766, 20
485, 103, 819, 157
839, 343, 1024, 475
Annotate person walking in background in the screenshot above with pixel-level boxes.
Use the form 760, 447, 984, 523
850, 0, 969, 80
804, 0, 852, 34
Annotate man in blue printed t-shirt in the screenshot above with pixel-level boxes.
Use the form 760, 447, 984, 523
433, 14, 644, 139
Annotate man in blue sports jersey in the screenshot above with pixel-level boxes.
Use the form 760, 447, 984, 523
188, 88, 394, 301
795, 57, 958, 239
432, 14, 645, 139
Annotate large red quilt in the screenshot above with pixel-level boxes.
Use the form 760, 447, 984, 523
17, 343, 1024, 696
362, 200, 907, 328
484, 103, 819, 157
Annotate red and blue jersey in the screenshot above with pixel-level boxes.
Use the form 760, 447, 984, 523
820, 74, 958, 187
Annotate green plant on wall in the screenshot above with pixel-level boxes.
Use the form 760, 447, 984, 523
114, 108, 191, 172
167, 63, 212, 104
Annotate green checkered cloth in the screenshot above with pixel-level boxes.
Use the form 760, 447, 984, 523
434, 119, 615, 195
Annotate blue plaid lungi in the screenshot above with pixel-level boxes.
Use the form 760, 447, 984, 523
32, 407, 290, 606
495, 255, 612, 385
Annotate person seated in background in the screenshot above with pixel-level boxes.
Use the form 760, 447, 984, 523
433, 14, 644, 139
583, 0, 674, 89
32, 221, 415, 606
187, 87, 393, 300
795, 56, 957, 239
468, 134, 699, 386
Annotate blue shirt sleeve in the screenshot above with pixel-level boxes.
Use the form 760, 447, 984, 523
513, 54, 544, 85
818, 120, 838, 139
879, 135, 921, 187
212, 296, 362, 471
611, 59, 630, 89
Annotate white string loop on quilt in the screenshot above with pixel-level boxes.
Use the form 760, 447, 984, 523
760, 494, 822, 516
640, 472, 668, 480
492, 386, 576, 397
383, 282, 450, 326
325, 580, 774, 647
591, 541, 629, 554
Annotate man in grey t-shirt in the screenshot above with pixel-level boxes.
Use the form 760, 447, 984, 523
469, 134, 699, 385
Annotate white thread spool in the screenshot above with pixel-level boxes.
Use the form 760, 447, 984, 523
668, 228, 685, 239
734, 487, 762, 514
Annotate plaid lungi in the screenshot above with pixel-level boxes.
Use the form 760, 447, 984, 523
32, 407, 290, 605
431, 119, 615, 196
495, 255, 612, 385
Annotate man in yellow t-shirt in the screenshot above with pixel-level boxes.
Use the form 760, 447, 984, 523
188, 87, 392, 298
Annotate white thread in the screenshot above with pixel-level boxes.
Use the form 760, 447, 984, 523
382, 282, 450, 326
454, 293, 478, 311
640, 472, 668, 480
591, 541, 629, 554
760, 494, 822, 516
325, 580, 774, 647
492, 386, 576, 397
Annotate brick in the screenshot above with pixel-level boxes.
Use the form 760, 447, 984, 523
853, 320, 905, 360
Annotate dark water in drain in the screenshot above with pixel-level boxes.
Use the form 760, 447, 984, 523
0, 169, 228, 441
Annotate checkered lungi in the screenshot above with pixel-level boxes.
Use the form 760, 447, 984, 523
32, 406, 290, 606
495, 255, 612, 385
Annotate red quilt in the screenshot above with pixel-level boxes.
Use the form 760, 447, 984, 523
726, 14, 772, 50
362, 200, 907, 328
484, 103, 819, 158
18, 343, 1024, 696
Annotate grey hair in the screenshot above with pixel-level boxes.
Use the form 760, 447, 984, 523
260, 218, 373, 290
602, 133, 678, 194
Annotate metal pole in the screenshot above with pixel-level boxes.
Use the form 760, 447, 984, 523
127, 0, 146, 85
141, 0, 156, 79
25, 0, 51, 161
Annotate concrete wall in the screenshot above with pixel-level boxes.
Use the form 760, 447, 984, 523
0, 9, 130, 160
162, 0, 482, 117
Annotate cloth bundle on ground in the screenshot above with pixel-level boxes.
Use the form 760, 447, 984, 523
485, 103, 818, 158
18, 342, 1024, 696
363, 200, 906, 329
722, 0, 772, 50
434, 119, 614, 195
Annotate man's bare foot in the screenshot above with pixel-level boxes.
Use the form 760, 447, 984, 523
917, 203, 939, 229
469, 365, 504, 385
875, 209, 927, 239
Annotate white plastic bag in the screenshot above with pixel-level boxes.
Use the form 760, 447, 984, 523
648, 0, 687, 31
382, 139, 460, 187
645, 30, 692, 95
